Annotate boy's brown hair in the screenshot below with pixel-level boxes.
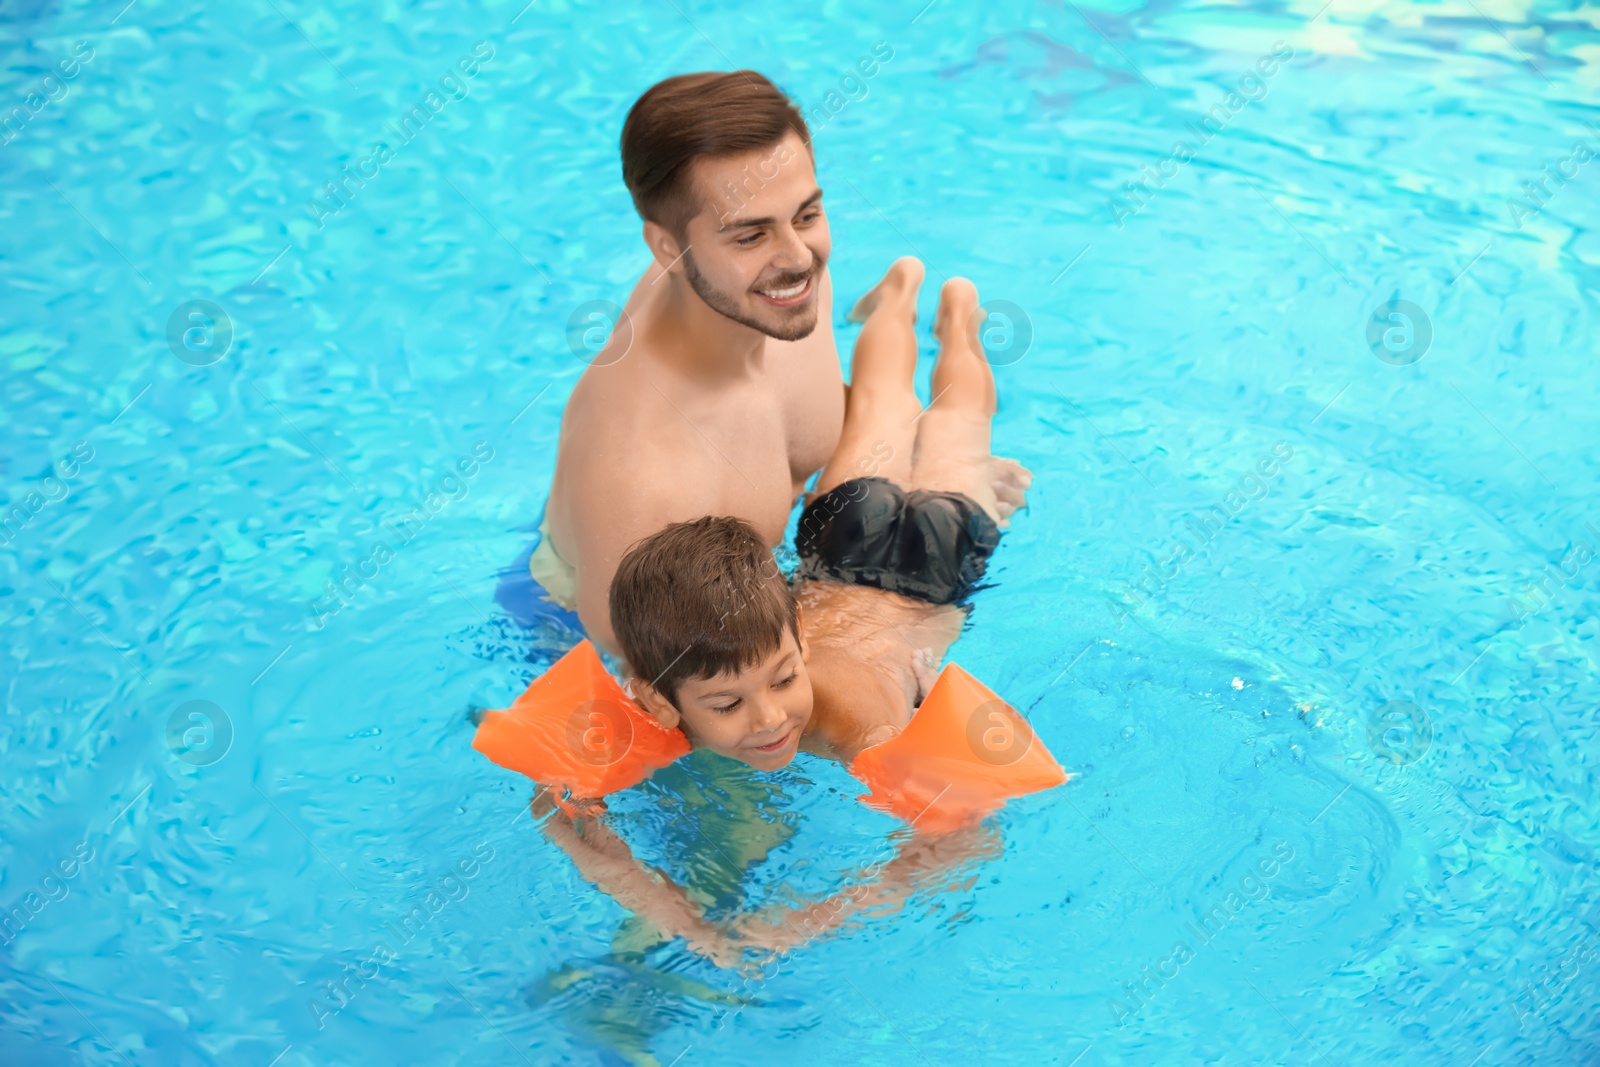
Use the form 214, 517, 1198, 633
620, 70, 812, 241
609, 516, 798, 706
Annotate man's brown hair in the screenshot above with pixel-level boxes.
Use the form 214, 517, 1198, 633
620, 70, 812, 241
610, 516, 798, 706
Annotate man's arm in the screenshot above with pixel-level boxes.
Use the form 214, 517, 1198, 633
565, 457, 722, 655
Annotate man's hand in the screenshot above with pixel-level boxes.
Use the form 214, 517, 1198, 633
989, 456, 1032, 528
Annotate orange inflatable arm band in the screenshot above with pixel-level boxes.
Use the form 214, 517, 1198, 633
474, 643, 1063, 832
849, 663, 1068, 834
472, 640, 690, 798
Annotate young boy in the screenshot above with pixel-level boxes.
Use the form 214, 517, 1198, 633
535, 258, 1025, 959
611, 257, 1019, 768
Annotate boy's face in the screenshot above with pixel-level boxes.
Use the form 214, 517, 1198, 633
645, 628, 813, 771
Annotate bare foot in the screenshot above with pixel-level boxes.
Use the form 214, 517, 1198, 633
846, 255, 925, 323
932, 277, 980, 346
988, 456, 1032, 528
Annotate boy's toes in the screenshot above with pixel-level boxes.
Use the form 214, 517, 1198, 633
942, 276, 979, 306
847, 256, 925, 322
887, 255, 926, 290
933, 277, 981, 338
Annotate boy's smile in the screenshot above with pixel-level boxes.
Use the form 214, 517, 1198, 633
748, 725, 795, 754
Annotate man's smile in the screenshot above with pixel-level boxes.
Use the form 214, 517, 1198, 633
754, 273, 813, 307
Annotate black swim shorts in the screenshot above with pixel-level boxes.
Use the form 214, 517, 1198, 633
794, 477, 1001, 606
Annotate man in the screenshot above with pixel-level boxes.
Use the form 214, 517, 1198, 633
535, 70, 1025, 652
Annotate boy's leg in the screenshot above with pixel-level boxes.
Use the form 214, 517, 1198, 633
908, 278, 1003, 522
810, 256, 924, 499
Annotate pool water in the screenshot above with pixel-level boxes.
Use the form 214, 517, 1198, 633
3, 0, 1598, 1064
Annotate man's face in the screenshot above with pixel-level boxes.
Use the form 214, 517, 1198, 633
676, 131, 830, 342
668, 628, 813, 771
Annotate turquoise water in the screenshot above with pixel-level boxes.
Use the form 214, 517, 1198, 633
4, 0, 1599, 1063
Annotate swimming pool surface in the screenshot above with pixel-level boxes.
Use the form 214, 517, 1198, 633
3, 1, 1598, 1064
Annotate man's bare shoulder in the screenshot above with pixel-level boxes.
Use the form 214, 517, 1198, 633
558, 386, 723, 537
560, 366, 712, 472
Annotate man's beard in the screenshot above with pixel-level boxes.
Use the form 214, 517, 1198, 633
682, 250, 821, 342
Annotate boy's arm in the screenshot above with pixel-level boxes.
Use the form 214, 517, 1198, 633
730, 822, 1002, 953
532, 790, 740, 965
